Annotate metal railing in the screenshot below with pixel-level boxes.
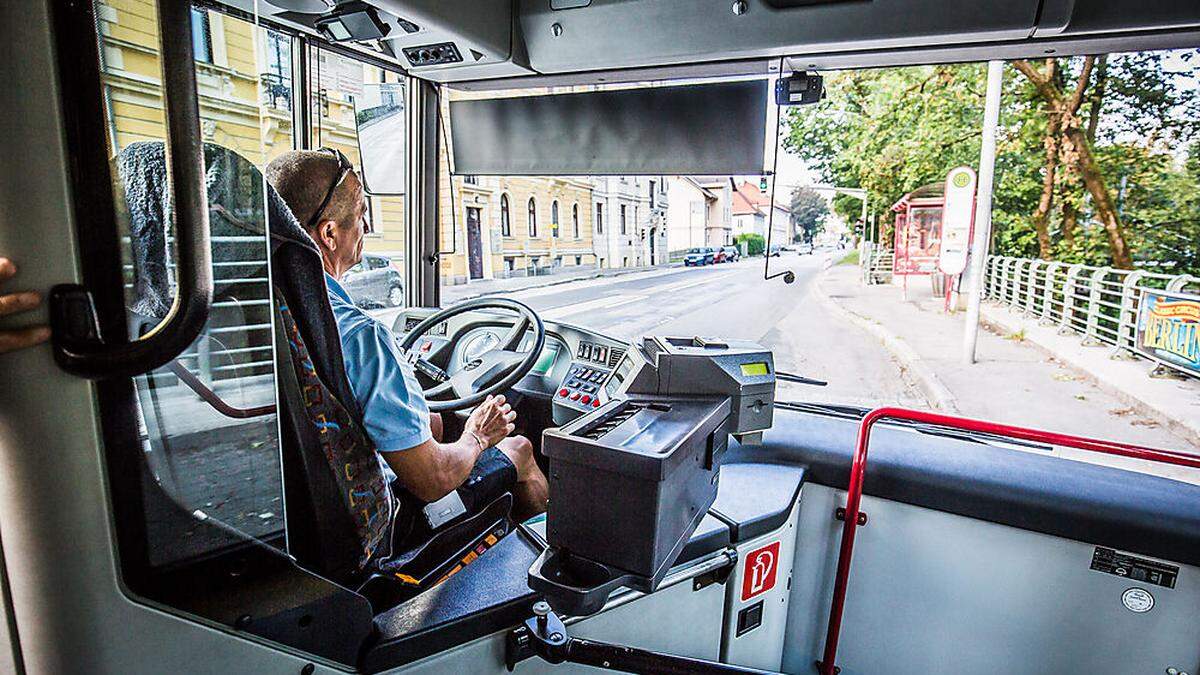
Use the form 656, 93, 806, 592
859, 242, 893, 286
983, 255, 1199, 361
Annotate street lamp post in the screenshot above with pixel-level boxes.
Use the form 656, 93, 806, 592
962, 60, 1004, 364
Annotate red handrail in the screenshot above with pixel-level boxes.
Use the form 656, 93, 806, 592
817, 406, 1200, 675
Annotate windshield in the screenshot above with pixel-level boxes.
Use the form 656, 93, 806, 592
369, 54, 1200, 484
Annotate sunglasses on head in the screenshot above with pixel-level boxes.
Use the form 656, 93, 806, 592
307, 147, 353, 230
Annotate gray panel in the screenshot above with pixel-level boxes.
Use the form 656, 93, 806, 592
518, 0, 1040, 74
389, 577, 726, 674
449, 80, 767, 176
785, 484, 1200, 675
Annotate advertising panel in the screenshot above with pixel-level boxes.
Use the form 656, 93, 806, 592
1134, 289, 1200, 378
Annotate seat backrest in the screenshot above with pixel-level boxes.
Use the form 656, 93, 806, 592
117, 141, 396, 583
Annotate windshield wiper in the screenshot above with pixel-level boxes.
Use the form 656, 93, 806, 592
775, 401, 1052, 451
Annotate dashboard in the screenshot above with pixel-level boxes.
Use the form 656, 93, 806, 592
395, 309, 631, 423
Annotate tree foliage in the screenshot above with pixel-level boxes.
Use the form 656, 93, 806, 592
789, 187, 829, 243
784, 50, 1200, 273
735, 233, 766, 256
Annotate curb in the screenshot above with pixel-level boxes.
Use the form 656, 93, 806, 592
446, 263, 684, 303
812, 269, 959, 413
981, 304, 1200, 448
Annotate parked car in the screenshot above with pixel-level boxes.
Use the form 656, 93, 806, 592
796, 242, 814, 255
767, 244, 782, 257
712, 247, 728, 263
720, 246, 740, 262
684, 247, 715, 266
342, 253, 404, 308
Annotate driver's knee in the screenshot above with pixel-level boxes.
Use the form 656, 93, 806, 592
497, 434, 536, 479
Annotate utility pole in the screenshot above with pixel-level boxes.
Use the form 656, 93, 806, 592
962, 60, 1004, 364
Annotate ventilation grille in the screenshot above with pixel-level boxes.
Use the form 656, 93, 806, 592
579, 403, 642, 441
608, 348, 625, 368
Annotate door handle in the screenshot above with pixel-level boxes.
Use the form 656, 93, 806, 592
51, 0, 212, 380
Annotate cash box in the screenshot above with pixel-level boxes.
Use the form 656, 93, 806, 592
540, 394, 731, 583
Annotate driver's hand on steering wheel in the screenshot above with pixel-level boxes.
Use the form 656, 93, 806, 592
463, 394, 517, 450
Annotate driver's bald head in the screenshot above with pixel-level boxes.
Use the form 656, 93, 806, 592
266, 150, 361, 235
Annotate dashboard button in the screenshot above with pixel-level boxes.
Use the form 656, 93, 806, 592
580, 395, 592, 405
558, 388, 569, 398
592, 399, 601, 408
570, 392, 581, 401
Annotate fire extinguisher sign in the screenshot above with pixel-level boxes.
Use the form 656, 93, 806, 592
741, 541, 781, 601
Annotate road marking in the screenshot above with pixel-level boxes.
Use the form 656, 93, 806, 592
542, 294, 648, 319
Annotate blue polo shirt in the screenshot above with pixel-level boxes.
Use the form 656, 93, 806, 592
325, 274, 432, 468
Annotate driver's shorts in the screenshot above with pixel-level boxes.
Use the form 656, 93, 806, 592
456, 446, 518, 513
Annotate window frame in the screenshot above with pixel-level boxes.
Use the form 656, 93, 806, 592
551, 199, 560, 238
528, 196, 537, 237
572, 203, 580, 239
500, 193, 511, 236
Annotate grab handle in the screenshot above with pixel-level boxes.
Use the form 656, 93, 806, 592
51, 0, 211, 380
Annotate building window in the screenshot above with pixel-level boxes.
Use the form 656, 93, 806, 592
572, 203, 580, 238
596, 204, 604, 234
504, 257, 515, 273
463, 175, 479, 185
649, 180, 656, 208
620, 204, 627, 235
191, 8, 213, 64
551, 200, 560, 238
575, 255, 582, 265
527, 197, 537, 237
500, 194, 511, 236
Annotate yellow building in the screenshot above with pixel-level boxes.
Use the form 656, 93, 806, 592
95, 2, 593, 289
96, 1, 408, 264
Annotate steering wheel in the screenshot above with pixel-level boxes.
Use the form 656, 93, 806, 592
399, 298, 546, 413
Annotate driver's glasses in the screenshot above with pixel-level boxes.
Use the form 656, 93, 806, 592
307, 147, 353, 230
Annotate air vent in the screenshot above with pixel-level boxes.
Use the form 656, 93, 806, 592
403, 42, 462, 67
608, 348, 625, 368
579, 403, 643, 441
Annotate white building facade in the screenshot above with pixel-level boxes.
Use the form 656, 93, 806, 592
592, 176, 669, 268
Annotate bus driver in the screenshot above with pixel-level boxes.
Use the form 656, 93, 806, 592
266, 149, 549, 522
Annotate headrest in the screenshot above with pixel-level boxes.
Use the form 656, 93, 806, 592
114, 141, 319, 320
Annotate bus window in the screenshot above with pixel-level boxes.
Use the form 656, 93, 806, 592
95, 1, 293, 565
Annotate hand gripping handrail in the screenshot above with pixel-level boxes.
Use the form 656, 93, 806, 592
51, 0, 211, 379
817, 406, 1200, 675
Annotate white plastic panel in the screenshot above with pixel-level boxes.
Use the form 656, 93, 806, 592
720, 497, 801, 671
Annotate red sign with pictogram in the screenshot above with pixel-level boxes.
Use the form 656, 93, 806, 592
741, 541, 781, 601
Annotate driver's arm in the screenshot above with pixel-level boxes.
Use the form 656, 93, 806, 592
342, 320, 516, 503
383, 395, 515, 502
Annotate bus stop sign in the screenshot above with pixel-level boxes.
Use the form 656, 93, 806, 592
939, 166, 976, 275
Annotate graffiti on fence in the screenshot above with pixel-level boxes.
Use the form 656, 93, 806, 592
1135, 289, 1200, 378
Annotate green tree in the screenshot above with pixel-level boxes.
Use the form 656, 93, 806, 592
735, 233, 766, 256
789, 187, 829, 243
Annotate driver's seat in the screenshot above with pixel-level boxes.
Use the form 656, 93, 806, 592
116, 140, 512, 607
256, 154, 515, 603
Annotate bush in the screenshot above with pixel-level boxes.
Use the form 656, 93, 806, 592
735, 233, 766, 256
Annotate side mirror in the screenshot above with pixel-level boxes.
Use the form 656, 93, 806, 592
353, 82, 406, 195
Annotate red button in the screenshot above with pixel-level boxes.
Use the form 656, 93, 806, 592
570, 392, 581, 401
558, 388, 569, 397
580, 395, 592, 405
592, 399, 601, 408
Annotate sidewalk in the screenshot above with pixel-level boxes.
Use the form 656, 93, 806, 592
816, 262, 1200, 483
441, 262, 682, 305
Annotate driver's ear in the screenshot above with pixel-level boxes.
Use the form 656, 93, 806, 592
318, 219, 339, 252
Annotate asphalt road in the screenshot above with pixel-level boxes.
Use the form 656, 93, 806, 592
438, 253, 927, 409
